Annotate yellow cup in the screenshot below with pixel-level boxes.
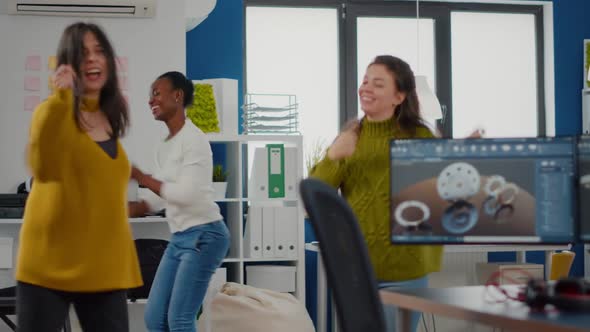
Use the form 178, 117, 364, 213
549, 250, 575, 281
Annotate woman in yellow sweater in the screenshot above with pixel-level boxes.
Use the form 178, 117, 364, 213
310, 55, 443, 332
16, 22, 142, 331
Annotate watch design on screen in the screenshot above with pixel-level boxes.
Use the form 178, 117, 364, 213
482, 175, 518, 223
437, 162, 480, 234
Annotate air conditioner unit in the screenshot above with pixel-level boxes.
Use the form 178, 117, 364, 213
4, 0, 156, 18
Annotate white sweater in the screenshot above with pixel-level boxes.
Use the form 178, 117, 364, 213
139, 120, 222, 233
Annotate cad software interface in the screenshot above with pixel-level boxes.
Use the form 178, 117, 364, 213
390, 137, 575, 244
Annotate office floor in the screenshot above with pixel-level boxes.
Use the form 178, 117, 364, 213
68, 304, 146, 332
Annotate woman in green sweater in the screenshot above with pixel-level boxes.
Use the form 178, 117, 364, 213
16, 22, 142, 331
310, 55, 443, 332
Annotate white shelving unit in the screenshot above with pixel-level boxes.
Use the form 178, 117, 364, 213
206, 134, 305, 301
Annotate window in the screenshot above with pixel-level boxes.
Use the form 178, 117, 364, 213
451, 11, 539, 138
245, 1, 548, 164
245, 6, 339, 175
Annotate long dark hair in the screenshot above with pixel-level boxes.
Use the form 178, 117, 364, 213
368, 55, 426, 135
56, 22, 129, 138
157, 71, 195, 108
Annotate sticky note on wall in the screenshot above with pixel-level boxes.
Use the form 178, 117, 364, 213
24, 96, 40, 112
24, 76, 40, 91
25, 55, 41, 71
48, 56, 57, 71
119, 76, 128, 91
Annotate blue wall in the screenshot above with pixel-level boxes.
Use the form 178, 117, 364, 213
186, 0, 244, 134
490, 0, 590, 276
553, 0, 590, 135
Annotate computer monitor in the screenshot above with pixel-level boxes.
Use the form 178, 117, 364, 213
578, 136, 590, 242
390, 137, 576, 244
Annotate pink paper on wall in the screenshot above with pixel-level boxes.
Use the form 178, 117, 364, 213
24, 76, 41, 92
25, 56, 41, 71
24, 96, 41, 112
116, 57, 128, 72
119, 76, 128, 91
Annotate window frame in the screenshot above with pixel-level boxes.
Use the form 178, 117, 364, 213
244, 0, 546, 137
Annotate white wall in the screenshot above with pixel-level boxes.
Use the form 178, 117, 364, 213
0, 2, 185, 330
0, 0, 185, 192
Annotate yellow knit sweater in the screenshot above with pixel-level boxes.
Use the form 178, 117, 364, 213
310, 117, 443, 281
17, 89, 142, 292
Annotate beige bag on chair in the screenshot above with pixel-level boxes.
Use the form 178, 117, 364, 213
197, 282, 315, 332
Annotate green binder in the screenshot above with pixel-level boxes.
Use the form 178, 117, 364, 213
267, 144, 285, 198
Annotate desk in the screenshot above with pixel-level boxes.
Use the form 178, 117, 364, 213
380, 285, 590, 332
0, 217, 168, 224
305, 243, 570, 332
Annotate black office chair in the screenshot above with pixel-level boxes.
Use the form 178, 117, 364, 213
300, 178, 386, 332
128, 238, 169, 302
0, 286, 16, 331
0, 286, 71, 331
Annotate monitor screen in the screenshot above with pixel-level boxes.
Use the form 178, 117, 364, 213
390, 137, 576, 244
578, 136, 590, 242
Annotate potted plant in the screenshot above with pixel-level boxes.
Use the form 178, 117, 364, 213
212, 164, 228, 200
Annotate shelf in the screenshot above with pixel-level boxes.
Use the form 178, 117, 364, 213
242, 198, 299, 203
212, 198, 299, 203
242, 257, 299, 262
206, 133, 241, 142
207, 134, 303, 143
223, 258, 241, 263
214, 198, 241, 202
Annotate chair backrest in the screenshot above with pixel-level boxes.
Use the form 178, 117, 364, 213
300, 178, 385, 332
128, 238, 168, 301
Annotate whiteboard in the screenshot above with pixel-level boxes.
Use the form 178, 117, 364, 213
0, 0, 185, 192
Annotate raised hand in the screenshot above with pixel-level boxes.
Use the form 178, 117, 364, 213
327, 120, 361, 161
52, 65, 76, 90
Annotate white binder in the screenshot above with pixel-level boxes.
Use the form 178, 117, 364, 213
262, 206, 275, 258
273, 207, 288, 258
284, 206, 299, 258
248, 148, 268, 199
244, 206, 262, 258
284, 147, 298, 200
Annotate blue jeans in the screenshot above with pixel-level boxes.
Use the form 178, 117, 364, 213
145, 220, 230, 332
379, 275, 429, 332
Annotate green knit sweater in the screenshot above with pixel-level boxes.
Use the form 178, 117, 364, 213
310, 117, 443, 281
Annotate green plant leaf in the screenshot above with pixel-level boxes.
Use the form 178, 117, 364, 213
212, 164, 228, 182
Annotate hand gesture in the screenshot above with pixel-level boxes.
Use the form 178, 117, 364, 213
131, 166, 144, 183
52, 65, 76, 90
467, 127, 486, 139
327, 120, 361, 161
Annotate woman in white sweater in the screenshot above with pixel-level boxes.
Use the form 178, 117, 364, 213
129, 71, 229, 332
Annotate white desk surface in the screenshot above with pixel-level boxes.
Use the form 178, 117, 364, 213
0, 217, 168, 224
